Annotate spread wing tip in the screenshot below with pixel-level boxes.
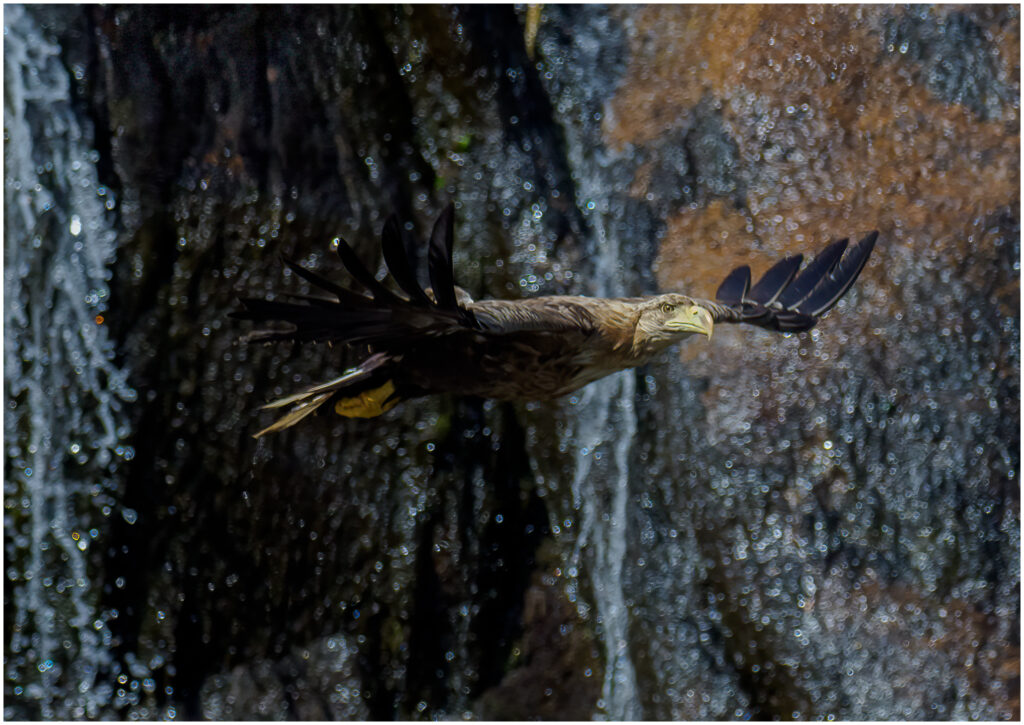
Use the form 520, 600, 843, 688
715, 231, 877, 332
233, 206, 478, 349
715, 265, 751, 305
427, 203, 459, 311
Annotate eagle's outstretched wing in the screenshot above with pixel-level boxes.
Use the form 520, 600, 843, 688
232, 204, 513, 436
701, 231, 878, 332
232, 204, 479, 350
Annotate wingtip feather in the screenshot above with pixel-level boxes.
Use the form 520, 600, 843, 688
713, 231, 877, 332
428, 204, 459, 311
715, 265, 751, 305
381, 214, 430, 304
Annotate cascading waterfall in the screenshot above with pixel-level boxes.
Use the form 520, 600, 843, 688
568, 374, 640, 721
4, 5, 135, 718
538, 12, 644, 719
564, 198, 641, 720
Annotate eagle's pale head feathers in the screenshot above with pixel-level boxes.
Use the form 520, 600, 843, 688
631, 294, 714, 356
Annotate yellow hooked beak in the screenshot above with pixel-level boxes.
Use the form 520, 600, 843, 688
667, 305, 714, 339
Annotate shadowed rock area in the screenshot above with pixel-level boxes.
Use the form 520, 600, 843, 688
4, 4, 1018, 720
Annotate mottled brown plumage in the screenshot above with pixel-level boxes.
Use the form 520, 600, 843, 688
232, 204, 877, 437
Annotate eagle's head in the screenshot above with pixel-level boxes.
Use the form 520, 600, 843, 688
632, 293, 714, 355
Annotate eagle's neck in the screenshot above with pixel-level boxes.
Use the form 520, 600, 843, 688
593, 301, 641, 353
590, 299, 672, 366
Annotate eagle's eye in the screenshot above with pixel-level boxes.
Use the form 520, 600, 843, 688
660, 302, 675, 314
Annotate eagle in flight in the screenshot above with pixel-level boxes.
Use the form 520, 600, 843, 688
233, 205, 876, 438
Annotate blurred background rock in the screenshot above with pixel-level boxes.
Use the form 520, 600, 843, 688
4, 4, 1018, 720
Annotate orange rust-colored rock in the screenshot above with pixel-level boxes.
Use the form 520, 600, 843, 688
605, 5, 1018, 305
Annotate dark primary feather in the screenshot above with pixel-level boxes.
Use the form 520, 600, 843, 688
381, 215, 431, 305
799, 232, 877, 316
746, 254, 803, 305
281, 257, 373, 307
428, 204, 460, 311
333, 233, 403, 304
775, 238, 848, 309
711, 231, 878, 332
715, 264, 751, 305
232, 207, 475, 350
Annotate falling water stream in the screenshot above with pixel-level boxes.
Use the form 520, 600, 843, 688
531, 12, 646, 717
559, 178, 643, 720
567, 375, 640, 720
4, 5, 135, 718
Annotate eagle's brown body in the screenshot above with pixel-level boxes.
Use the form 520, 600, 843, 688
233, 205, 876, 437
386, 297, 638, 401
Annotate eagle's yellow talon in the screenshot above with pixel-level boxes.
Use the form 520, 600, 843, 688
525, 4, 543, 60
334, 380, 398, 418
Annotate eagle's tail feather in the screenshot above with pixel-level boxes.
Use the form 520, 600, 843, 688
253, 392, 334, 438
716, 231, 877, 332
252, 353, 399, 438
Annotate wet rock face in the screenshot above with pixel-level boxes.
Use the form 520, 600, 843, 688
4, 4, 1018, 720
610, 6, 1019, 720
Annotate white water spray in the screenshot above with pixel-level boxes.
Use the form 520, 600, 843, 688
539, 13, 645, 717
565, 191, 642, 719
4, 5, 135, 718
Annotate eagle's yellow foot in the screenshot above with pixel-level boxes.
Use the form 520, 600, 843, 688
525, 5, 543, 60
334, 380, 399, 418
